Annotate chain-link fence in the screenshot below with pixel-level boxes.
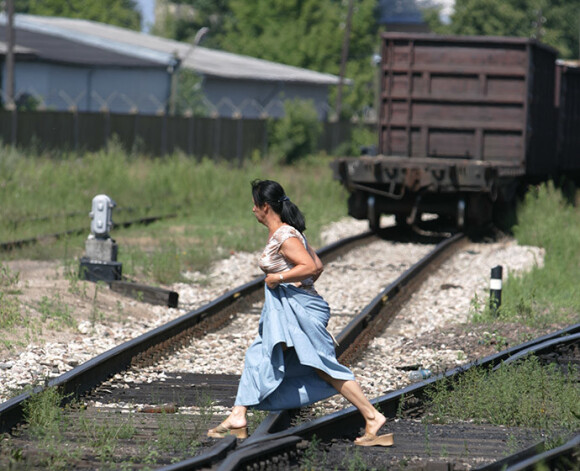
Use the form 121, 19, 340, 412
5, 87, 378, 121
0, 91, 378, 160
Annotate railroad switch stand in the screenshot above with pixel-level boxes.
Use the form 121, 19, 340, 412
79, 194, 122, 282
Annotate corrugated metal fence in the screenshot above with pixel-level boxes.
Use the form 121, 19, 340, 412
0, 110, 369, 161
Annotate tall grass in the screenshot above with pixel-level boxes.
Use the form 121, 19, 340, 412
0, 145, 348, 283
472, 181, 580, 327
424, 355, 579, 447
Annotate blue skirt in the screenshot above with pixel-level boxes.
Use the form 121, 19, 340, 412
234, 284, 355, 410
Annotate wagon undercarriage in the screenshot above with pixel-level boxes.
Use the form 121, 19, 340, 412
332, 155, 524, 230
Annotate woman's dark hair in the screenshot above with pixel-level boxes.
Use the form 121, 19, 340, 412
251, 179, 306, 232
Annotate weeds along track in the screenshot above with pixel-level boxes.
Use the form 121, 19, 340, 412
0, 226, 457, 469
203, 326, 580, 471
3, 227, 576, 471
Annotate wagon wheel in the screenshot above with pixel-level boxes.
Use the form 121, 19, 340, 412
466, 194, 493, 229
368, 207, 381, 232
367, 195, 381, 232
395, 213, 410, 227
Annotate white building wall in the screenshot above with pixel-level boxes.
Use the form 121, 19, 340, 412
202, 77, 331, 119
3, 61, 331, 118
6, 61, 171, 114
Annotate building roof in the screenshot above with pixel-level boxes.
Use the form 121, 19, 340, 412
0, 24, 170, 67
1, 14, 343, 85
0, 14, 174, 67
0, 40, 36, 57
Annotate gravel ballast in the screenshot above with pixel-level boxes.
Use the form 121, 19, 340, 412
0, 217, 551, 406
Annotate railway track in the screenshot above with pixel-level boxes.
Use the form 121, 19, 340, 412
0, 227, 457, 468
0, 230, 377, 431
0, 211, 177, 252
1, 227, 576, 470
192, 326, 579, 471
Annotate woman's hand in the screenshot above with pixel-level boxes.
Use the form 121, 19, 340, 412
265, 273, 282, 289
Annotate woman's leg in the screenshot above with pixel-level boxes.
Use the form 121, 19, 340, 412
226, 405, 248, 428
317, 370, 386, 436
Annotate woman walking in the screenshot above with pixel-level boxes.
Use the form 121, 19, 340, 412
207, 179, 393, 447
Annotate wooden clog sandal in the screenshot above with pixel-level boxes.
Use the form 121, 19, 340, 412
207, 424, 248, 439
354, 432, 394, 447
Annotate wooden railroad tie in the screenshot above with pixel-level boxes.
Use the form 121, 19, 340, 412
109, 280, 179, 308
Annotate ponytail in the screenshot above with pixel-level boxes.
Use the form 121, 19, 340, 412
280, 198, 306, 232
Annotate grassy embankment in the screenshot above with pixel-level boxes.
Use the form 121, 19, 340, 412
1, 148, 579, 457
0, 144, 347, 283
475, 181, 580, 328
426, 182, 580, 450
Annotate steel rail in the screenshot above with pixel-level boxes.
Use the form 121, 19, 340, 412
0, 213, 177, 252
206, 323, 579, 471
493, 331, 580, 369
159, 436, 238, 471
248, 231, 466, 442
4, 204, 155, 227
0, 230, 374, 434
500, 434, 580, 471
215, 436, 303, 471
156, 232, 468, 470
335, 231, 465, 359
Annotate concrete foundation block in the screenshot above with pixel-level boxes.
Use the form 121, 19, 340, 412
79, 257, 122, 282
85, 237, 118, 262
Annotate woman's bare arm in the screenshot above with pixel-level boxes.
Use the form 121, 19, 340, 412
264, 237, 317, 289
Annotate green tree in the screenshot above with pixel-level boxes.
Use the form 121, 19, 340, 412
426, 0, 580, 59
175, 69, 207, 116
15, 0, 141, 31
219, 0, 380, 118
270, 99, 322, 164
152, 0, 380, 118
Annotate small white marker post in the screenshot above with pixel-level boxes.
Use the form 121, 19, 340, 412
490, 265, 503, 315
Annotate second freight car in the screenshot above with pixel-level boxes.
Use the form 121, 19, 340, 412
556, 60, 580, 181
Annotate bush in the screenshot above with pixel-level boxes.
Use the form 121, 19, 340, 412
269, 99, 322, 164
470, 181, 580, 326
332, 123, 377, 156
424, 355, 579, 447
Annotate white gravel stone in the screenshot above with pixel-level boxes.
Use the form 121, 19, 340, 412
0, 218, 544, 409
136, 230, 436, 380
315, 238, 545, 414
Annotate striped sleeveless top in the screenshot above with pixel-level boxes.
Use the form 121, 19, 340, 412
259, 225, 318, 295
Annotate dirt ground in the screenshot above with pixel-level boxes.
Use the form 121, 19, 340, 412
1, 258, 164, 359
407, 320, 569, 363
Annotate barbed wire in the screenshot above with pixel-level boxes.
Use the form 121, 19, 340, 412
1, 87, 378, 122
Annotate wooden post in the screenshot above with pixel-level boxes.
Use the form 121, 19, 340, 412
5, 0, 15, 110
109, 281, 179, 308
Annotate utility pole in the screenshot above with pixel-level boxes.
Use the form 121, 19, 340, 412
5, 0, 15, 109
335, 0, 354, 121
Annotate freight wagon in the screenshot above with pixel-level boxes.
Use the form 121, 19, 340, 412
332, 33, 578, 230
556, 60, 580, 181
